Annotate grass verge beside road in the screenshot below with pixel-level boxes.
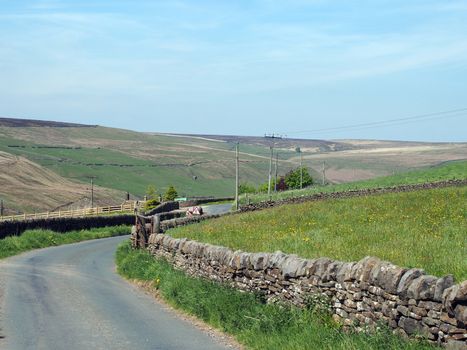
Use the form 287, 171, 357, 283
116, 241, 433, 350
0, 225, 130, 259
173, 187, 467, 281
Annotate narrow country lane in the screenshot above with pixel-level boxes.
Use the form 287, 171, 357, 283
0, 236, 231, 350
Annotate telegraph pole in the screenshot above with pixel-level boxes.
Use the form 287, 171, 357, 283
84, 176, 97, 208
274, 152, 278, 192
300, 150, 303, 189
268, 146, 273, 196
235, 142, 239, 211
322, 161, 326, 186
264, 133, 283, 196
91, 178, 94, 208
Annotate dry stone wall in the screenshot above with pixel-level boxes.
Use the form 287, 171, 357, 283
240, 179, 467, 213
147, 233, 467, 347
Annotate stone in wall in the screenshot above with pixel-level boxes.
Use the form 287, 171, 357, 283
145, 231, 467, 347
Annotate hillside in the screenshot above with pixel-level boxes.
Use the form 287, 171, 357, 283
0, 117, 466, 212
170, 133, 467, 183
0, 117, 95, 128
0, 151, 123, 214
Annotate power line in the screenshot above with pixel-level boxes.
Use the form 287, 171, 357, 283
285, 107, 467, 136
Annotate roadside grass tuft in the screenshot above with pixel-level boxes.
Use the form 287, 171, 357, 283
172, 187, 467, 281
0, 225, 130, 259
116, 241, 434, 350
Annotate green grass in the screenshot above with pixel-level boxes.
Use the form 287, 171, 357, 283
0, 225, 130, 259
173, 187, 467, 281
0, 129, 270, 198
116, 241, 434, 350
240, 160, 467, 205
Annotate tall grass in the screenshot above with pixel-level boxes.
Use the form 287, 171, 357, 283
240, 160, 467, 205
172, 187, 467, 281
116, 242, 434, 350
0, 225, 130, 259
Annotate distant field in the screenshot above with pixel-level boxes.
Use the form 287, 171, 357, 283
239, 160, 467, 204
171, 186, 467, 281
1, 119, 466, 212
0, 126, 272, 200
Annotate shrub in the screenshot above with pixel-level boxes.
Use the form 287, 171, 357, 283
239, 183, 256, 194
163, 185, 178, 201
285, 166, 313, 189
146, 185, 158, 200
144, 198, 160, 211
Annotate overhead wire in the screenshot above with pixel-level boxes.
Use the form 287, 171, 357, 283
284, 107, 467, 136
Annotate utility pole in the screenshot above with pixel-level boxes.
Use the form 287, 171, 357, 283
91, 178, 94, 208
264, 133, 283, 196
296, 146, 303, 189
268, 146, 273, 196
235, 142, 239, 211
0, 199, 4, 217
300, 150, 303, 189
84, 176, 97, 208
322, 161, 326, 186
274, 152, 278, 192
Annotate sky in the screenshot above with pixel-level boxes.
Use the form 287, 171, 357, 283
1, 0, 467, 142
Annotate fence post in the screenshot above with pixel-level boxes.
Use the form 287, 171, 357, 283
154, 214, 161, 234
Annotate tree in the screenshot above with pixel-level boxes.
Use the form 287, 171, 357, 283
285, 166, 313, 189
276, 176, 288, 191
146, 185, 158, 200
239, 183, 256, 195
163, 185, 178, 201
257, 181, 270, 193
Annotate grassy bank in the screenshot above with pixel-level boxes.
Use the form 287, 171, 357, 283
173, 187, 467, 281
0, 225, 130, 259
240, 160, 467, 205
116, 242, 433, 350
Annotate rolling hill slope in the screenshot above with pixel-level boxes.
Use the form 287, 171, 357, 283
0, 151, 123, 214
0, 117, 466, 212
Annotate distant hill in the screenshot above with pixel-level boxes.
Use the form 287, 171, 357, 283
1, 117, 466, 212
0, 151, 123, 214
0, 117, 96, 128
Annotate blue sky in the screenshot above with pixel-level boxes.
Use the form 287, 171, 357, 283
1, 1, 466, 141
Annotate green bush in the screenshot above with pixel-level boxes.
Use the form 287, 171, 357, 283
163, 185, 178, 201
239, 183, 256, 194
144, 198, 160, 211
285, 166, 313, 189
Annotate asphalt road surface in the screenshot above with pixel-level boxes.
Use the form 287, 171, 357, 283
201, 203, 233, 216
0, 236, 231, 350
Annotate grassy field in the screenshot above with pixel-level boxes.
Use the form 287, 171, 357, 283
172, 186, 467, 281
240, 160, 467, 205
1, 121, 466, 212
0, 126, 272, 208
0, 225, 130, 259
116, 242, 434, 350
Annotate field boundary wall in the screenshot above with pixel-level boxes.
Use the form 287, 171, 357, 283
146, 230, 467, 347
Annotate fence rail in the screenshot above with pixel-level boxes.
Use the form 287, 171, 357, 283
0, 202, 138, 222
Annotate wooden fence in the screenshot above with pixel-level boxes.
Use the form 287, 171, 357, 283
0, 202, 138, 222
